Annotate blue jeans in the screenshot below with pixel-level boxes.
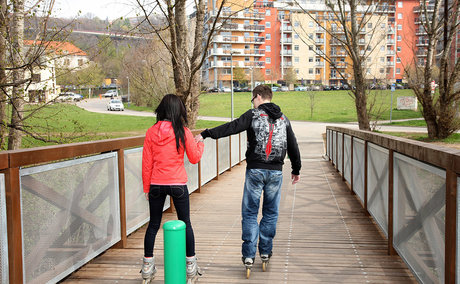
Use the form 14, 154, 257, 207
242, 169, 283, 258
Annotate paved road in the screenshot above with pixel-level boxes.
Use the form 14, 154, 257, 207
77, 98, 429, 144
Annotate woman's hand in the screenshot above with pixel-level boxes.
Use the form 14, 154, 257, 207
194, 134, 204, 143
145, 192, 149, 201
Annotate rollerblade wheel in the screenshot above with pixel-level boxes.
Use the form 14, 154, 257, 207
246, 267, 251, 279
262, 261, 267, 272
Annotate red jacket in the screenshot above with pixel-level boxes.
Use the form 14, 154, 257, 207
142, 121, 204, 193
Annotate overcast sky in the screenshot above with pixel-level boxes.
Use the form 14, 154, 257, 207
54, 0, 136, 20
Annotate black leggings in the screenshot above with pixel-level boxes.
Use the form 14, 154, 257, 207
143, 184, 195, 257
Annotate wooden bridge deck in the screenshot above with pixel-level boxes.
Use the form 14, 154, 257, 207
62, 152, 416, 283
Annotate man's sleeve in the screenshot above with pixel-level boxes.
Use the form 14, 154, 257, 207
286, 118, 301, 175
201, 109, 253, 139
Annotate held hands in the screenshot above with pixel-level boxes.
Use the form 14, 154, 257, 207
291, 174, 300, 185
194, 134, 204, 143
144, 192, 149, 201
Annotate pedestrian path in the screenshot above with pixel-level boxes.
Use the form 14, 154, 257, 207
62, 152, 416, 283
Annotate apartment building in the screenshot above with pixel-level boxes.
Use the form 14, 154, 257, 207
202, 0, 458, 88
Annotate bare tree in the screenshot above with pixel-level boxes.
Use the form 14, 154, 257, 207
0, 0, 7, 147
134, 0, 236, 127
405, 0, 460, 139
307, 91, 315, 119
284, 67, 298, 87
293, 0, 390, 130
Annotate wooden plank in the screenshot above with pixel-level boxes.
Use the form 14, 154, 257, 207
115, 149, 128, 248
0, 152, 8, 170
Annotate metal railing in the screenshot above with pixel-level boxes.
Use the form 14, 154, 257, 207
0, 131, 247, 283
326, 126, 460, 284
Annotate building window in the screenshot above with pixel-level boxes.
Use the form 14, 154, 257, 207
245, 57, 250, 61
266, 45, 271, 52
221, 56, 231, 61
309, 46, 313, 50
315, 69, 321, 74
309, 68, 313, 74
397, 24, 402, 30
396, 57, 401, 63
266, 69, 271, 75
295, 57, 299, 63
294, 45, 299, 51
222, 44, 232, 49
308, 57, 313, 62
64, 59, 70, 66
309, 21, 314, 27
294, 34, 299, 39
266, 22, 271, 28
397, 35, 402, 41
368, 23, 372, 28
380, 57, 385, 62
295, 69, 299, 74
381, 23, 386, 29
397, 46, 401, 52
266, 57, 271, 63
266, 9, 271, 16
380, 45, 385, 51
398, 1, 403, 8
222, 69, 231, 75
266, 34, 271, 40
32, 74, 41, 83
294, 21, 300, 27
398, 13, 402, 19
396, 68, 401, 74
379, 68, 384, 74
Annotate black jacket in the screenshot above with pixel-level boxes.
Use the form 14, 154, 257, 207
201, 103, 301, 175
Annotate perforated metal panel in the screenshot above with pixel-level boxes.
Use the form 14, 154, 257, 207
185, 155, 199, 194
201, 139, 217, 185
0, 173, 8, 284
326, 130, 330, 158
337, 133, 343, 174
124, 147, 149, 235
231, 134, 239, 167
344, 135, 351, 183
394, 153, 445, 284
332, 131, 336, 165
20, 153, 121, 283
367, 143, 389, 237
352, 138, 365, 203
218, 137, 230, 174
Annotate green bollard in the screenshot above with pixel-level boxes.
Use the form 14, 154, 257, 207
163, 220, 186, 284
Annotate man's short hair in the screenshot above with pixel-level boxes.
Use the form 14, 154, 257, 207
252, 85, 272, 101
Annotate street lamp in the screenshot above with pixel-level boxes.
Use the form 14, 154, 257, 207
230, 50, 240, 121
126, 76, 130, 107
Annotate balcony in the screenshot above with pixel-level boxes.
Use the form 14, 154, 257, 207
281, 25, 293, 33
280, 50, 293, 56
387, 39, 395, 44
415, 16, 433, 24
213, 35, 242, 43
387, 50, 395, 55
387, 28, 395, 34
415, 28, 427, 35
315, 61, 325, 67
416, 50, 427, 57
243, 36, 265, 44
330, 51, 347, 57
316, 27, 324, 33
281, 62, 293, 67
334, 62, 348, 68
386, 61, 394, 66
280, 38, 293, 44
330, 39, 343, 46
211, 10, 265, 20
416, 39, 429, 46
243, 49, 265, 56
243, 24, 265, 31
375, 4, 396, 13
331, 28, 345, 34
413, 5, 435, 13
315, 38, 325, 45
358, 39, 366, 45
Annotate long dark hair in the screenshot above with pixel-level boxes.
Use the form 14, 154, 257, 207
155, 94, 188, 152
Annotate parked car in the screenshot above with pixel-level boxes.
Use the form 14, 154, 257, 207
311, 85, 322, 91
323, 86, 332, 91
241, 86, 251, 92
103, 89, 118, 98
280, 86, 289, 92
294, 86, 309, 91
107, 99, 124, 111
207, 87, 220, 93
222, 87, 231, 92
271, 86, 279, 92
58, 92, 83, 102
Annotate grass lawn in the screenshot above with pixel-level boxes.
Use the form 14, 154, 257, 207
381, 132, 460, 146
190, 89, 422, 122
12, 104, 225, 148
383, 119, 427, 127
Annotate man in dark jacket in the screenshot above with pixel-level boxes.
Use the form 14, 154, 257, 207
195, 84, 301, 269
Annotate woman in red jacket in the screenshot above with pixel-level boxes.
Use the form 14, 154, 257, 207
141, 94, 204, 282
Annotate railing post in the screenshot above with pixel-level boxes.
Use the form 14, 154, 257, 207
196, 161, 203, 193
445, 169, 457, 284
5, 167, 23, 283
115, 149, 127, 248
238, 133, 241, 165
341, 132, 345, 181
215, 140, 219, 180
335, 131, 338, 169
388, 149, 396, 255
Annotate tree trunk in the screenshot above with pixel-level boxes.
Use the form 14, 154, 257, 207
8, 0, 25, 150
0, 0, 7, 149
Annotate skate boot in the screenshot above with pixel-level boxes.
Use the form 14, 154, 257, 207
242, 257, 254, 279
140, 256, 156, 284
260, 252, 272, 272
186, 255, 202, 284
